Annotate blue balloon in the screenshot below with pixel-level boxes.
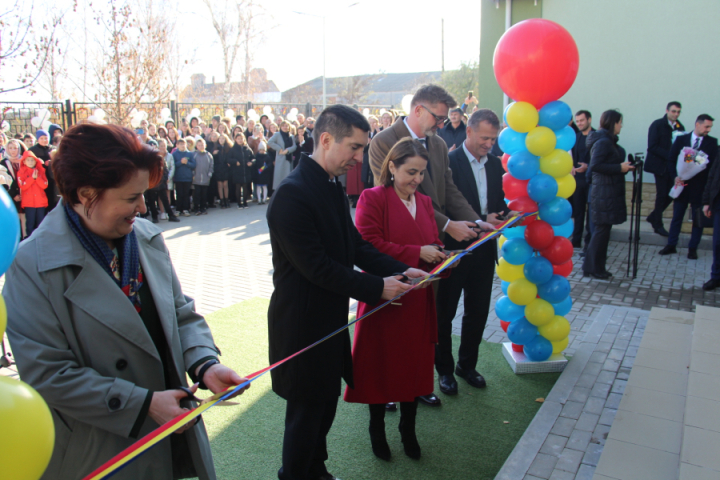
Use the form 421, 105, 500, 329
524, 256, 554, 285
552, 296, 573, 317
524, 335, 554, 361
555, 125, 577, 151
538, 101, 573, 131
499, 128, 528, 155
507, 150, 540, 180
496, 295, 525, 322
501, 238, 533, 265
0, 188, 21, 276
538, 275, 571, 304
503, 102, 513, 124
507, 317, 539, 345
527, 173, 559, 204
503, 225, 527, 239
501, 280, 510, 295
538, 197, 572, 226
552, 218, 574, 238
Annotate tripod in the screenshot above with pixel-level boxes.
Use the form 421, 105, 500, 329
627, 154, 644, 279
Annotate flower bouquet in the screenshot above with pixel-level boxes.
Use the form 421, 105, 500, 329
669, 146, 709, 198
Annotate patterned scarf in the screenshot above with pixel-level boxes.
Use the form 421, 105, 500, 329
64, 203, 144, 312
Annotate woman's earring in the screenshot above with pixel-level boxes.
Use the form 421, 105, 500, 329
391, 174, 394, 181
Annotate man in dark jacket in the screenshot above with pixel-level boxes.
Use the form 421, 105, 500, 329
438, 109, 510, 395
438, 107, 467, 152
701, 148, 720, 290
645, 102, 685, 236
659, 114, 717, 260
267, 104, 427, 480
570, 110, 594, 249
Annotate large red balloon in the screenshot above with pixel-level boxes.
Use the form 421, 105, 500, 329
541, 236, 574, 265
500, 320, 510, 333
493, 19, 579, 108
524, 219, 554, 250
503, 173, 529, 200
554, 259, 573, 277
508, 196, 538, 214
501, 153, 510, 172
512, 343, 524, 353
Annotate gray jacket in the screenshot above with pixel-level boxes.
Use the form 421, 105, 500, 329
192, 151, 214, 186
3, 204, 218, 480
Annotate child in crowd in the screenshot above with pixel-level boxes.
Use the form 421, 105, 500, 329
157, 138, 177, 220
172, 138, 195, 217
185, 136, 196, 152
17, 151, 48, 237
254, 141, 272, 205
192, 138, 214, 215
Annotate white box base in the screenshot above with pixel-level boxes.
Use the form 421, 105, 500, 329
502, 342, 568, 374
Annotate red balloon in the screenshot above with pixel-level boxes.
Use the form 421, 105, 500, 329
508, 196, 538, 214
501, 153, 510, 172
541, 236, 574, 265
554, 259, 573, 277
520, 215, 538, 226
493, 19, 579, 108
512, 343, 524, 353
524, 219, 554, 250
500, 320, 510, 333
502, 173, 529, 200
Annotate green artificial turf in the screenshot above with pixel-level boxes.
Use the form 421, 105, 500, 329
198, 297, 560, 480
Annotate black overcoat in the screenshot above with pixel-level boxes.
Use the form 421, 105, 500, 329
645, 114, 685, 175
228, 144, 255, 184
668, 133, 718, 205
266, 154, 408, 401
587, 129, 627, 226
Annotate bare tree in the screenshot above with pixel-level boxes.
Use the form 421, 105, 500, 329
39, 9, 73, 101
203, 0, 247, 105
334, 75, 381, 105
240, 0, 272, 101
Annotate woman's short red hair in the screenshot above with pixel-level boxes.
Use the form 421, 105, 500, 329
53, 123, 163, 209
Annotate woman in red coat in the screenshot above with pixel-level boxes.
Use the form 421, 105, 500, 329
345, 138, 450, 461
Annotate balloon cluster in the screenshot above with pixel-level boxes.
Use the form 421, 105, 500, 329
30, 108, 52, 131
492, 19, 580, 362
0, 188, 55, 479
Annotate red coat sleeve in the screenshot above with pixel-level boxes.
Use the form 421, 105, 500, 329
355, 188, 422, 268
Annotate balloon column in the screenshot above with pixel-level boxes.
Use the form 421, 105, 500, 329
0, 187, 55, 479
493, 19, 579, 362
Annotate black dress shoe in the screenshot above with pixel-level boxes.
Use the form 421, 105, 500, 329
439, 375, 458, 395
688, 248, 698, 260
316, 474, 341, 480
385, 402, 397, 412
658, 245, 677, 255
654, 226, 670, 237
417, 393, 441, 406
584, 272, 611, 280
703, 279, 720, 291
455, 364, 487, 388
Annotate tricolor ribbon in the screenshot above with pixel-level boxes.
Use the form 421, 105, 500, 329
83, 213, 530, 480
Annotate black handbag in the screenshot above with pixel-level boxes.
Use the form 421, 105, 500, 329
693, 206, 714, 229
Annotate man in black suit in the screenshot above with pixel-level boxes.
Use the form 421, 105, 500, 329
570, 110, 595, 250
701, 151, 720, 290
659, 114, 717, 260
436, 109, 510, 395
267, 104, 427, 480
645, 102, 686, 236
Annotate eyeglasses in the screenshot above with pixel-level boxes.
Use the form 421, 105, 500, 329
420, 105, 448, 125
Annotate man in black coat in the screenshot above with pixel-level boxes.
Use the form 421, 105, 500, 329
436, 109, 510, 395
659, 114, 717, 260
645, 102, 685, 236
570, 110, 595, 249
267, 104, 427, 480
437, 107, 467, 152
701, 148, 720, 290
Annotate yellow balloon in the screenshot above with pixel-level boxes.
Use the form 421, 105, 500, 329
498, 235, 508, 249
556, 173, 577, 198
552, 337, 569, 354
506, 101, 539, 133
526, 126, 556, 156
496, 257, 525, 282
0, 295, 6, 338
525, 298, 555, 326
0, 377, 55, 480
540, 149, 573, 178
507, 278, 538, 306
539, 316, 571, 341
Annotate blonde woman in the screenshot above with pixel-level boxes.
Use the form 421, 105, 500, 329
268, 120, 298, 190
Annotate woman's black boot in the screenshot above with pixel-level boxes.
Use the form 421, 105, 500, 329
399, 400, 421, 459
368, 404, 391, 461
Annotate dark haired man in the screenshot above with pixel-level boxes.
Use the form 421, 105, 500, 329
571, 110, 594, 250
438, 109, 510, 395
701, 146, 720, 290
369, 84, 494, 406
267, 104, 428, 480
646, 102, 685, 236
659, 114, 717, 260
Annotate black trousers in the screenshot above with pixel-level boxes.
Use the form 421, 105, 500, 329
647, 172, 673, 228
583, 223, 612, 274
571, 178, 592, 248
193, 184, 208, 211
278, 397, 338, 480
145, 189, 172, 220
175, 181, 192, 212
235, 183, 251, 205
435, 241, 496, 376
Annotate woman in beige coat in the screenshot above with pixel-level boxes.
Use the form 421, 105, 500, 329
3, 124, 249, 480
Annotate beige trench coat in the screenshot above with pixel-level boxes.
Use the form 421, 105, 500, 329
3, 204, 218, 480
